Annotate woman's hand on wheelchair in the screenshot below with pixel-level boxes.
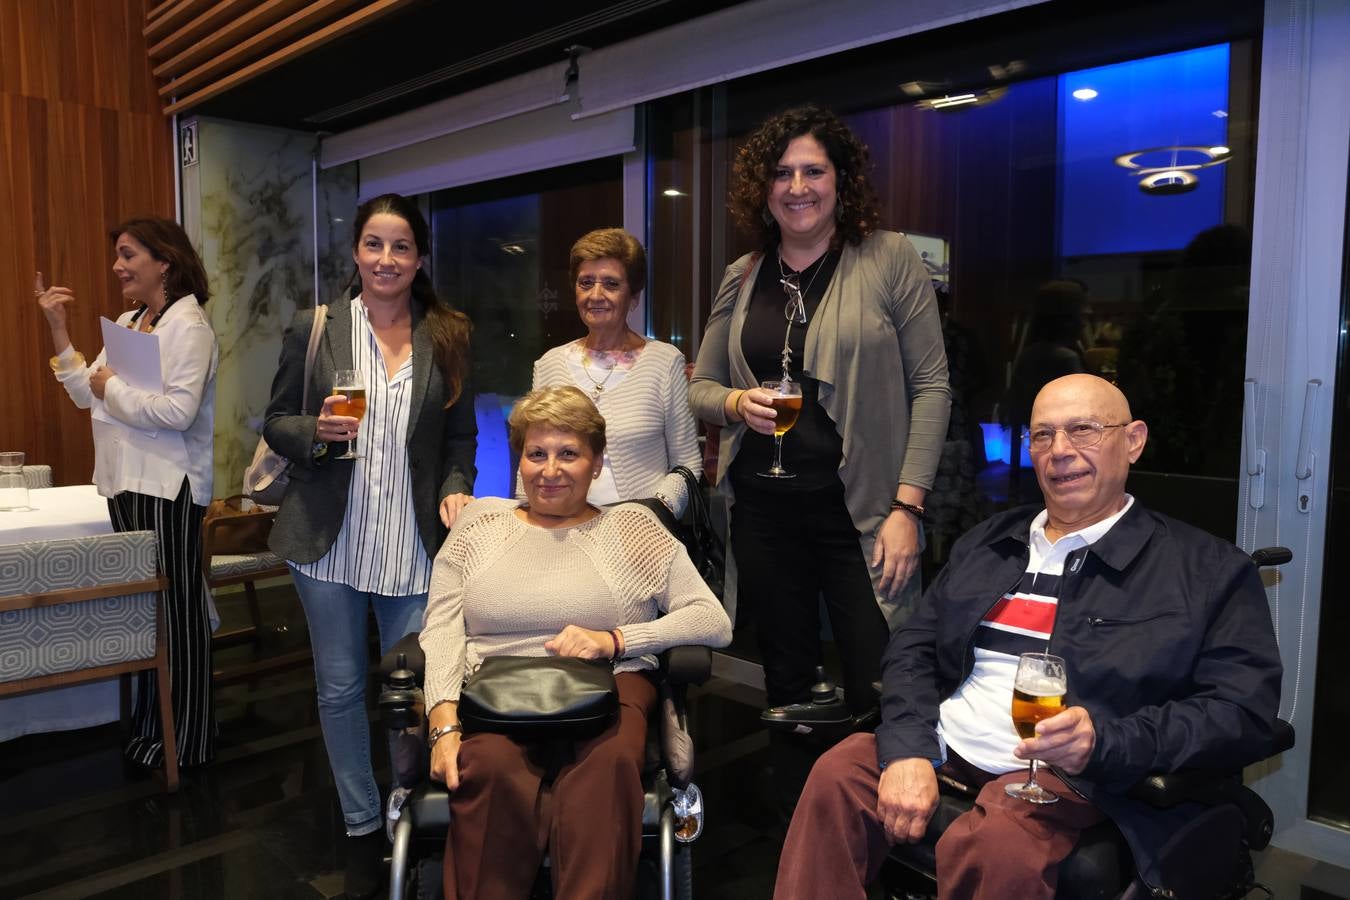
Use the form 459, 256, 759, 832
876, 758, 939, 844
430, 731, 462, 789
544, 625, 616, 660
1014, 705, 1096, 775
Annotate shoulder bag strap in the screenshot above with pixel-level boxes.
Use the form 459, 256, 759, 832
301, 304, 328, 413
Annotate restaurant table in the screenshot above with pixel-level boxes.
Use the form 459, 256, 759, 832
0, 485, 219, 742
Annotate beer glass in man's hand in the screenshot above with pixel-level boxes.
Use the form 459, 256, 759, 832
756, 380, 803, 479
1006, 651, 1067, 804
332, 369, 367, 460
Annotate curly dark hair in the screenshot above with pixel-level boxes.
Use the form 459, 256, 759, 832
728, 105, 882, 249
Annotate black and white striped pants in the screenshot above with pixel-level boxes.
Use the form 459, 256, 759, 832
108, 479, 216, 767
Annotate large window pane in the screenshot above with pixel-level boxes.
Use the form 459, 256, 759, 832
720, 40, 1259, 565
425, 159, 623, 496
1307, 174, 1350, 828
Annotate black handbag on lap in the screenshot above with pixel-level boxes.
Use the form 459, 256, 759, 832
458, 656, 618, 738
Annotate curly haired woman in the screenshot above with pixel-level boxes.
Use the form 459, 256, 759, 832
690, 105, 950, 726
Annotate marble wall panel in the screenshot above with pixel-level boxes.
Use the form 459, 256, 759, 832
186, 118, 356, 498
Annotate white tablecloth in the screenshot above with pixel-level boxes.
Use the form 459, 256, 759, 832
0, 485, 217, 742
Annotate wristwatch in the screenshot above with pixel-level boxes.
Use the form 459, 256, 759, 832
428, 723, 463, 747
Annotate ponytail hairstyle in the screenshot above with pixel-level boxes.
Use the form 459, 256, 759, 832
348, 193, 472, 405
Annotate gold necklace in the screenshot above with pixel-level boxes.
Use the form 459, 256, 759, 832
580, 348, 618, 398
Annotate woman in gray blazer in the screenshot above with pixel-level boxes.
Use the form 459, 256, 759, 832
263, 193, 476, 900
690, 106, 950, 723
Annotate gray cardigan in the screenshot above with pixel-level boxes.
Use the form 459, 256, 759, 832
689, 231, 950, 621
263, 298, 477, 563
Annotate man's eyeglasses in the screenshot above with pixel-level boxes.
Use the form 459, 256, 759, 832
780, 273, 807, 324
576, 276, 625, 293
1023, 421, 1127, 452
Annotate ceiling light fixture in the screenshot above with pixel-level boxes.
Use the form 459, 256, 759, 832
662, 188, 685, 197
1114, 145, 1231, 195
1071, 87, 1098, 100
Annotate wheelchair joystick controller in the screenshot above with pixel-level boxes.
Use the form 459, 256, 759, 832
760, 666, 852, 733
379, 653, 427, 790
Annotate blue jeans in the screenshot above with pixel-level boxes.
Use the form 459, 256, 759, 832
291, 567, 426, 836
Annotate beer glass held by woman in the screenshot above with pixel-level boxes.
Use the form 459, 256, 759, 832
39, 218, 220, 771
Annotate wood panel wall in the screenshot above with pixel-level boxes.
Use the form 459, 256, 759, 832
0, 0, 174, 486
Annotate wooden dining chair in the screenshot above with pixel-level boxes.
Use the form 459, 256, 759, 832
0, 530, 178, 791
201, 501, 308, 683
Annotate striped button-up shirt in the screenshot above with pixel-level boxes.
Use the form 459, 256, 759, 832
294, 297, 432, 596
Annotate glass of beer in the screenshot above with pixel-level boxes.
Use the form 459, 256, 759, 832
756, 379, 803, 479
331, 369, 367, 460
1006, 651, 1067, 804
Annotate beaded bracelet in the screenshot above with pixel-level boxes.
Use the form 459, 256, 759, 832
889, 499, 928, 522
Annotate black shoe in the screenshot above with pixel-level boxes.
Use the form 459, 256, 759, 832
344, 829, 385, 899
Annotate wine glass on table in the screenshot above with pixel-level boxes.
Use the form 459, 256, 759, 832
756, 380, 803, 479
1006, 651, 1067, 804
332, 369, 366, 460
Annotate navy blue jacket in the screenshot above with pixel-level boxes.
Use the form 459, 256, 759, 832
875, 501, 1282, 888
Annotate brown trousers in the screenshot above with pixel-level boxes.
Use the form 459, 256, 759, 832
773, 732, 1105, 900
442, 672, 657, 900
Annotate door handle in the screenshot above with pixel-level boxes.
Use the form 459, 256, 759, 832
1243, 378, 1265, 509
1294, 379, 1322, 513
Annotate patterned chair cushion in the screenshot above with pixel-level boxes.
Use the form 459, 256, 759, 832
0, 531, 159, 682
210, 551, 287, 581
22, 465, 53, 489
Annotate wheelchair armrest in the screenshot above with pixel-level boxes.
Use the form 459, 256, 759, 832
1270, 717, 1295, 755
1126, 720, 1292, 852
380, 631, 425, 684
661, 645, 712, 686
1129, 773, 1277, 851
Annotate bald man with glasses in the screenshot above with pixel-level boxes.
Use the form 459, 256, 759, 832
773, 374, 1282, 900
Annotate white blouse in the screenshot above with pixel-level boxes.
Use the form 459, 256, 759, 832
53, 296, 217, 506
293, 297, 432, 596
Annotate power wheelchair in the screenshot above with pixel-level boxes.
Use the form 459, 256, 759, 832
377, 632, 713, 900
761, 546, 1296, 900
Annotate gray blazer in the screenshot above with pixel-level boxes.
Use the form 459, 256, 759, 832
263, 298, 477, 564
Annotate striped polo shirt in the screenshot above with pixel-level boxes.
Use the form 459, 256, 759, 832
936, 496, 1134, 774
293, 297, 432, 596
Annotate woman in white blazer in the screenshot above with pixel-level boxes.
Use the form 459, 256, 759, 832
38, 216, 219, 769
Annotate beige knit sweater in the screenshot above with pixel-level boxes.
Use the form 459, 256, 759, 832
420, 497, 733, 710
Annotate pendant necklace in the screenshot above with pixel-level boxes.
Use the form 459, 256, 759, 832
580, 347, 617, 398
777, 250, 828, 380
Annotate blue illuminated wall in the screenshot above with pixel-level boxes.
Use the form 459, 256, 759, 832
1058, 44, 1230, 257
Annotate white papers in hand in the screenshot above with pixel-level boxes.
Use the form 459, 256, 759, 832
91, 317, 163, 433
98, 317, 163, 391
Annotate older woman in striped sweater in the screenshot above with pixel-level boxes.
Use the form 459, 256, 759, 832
526, 228, 702, 516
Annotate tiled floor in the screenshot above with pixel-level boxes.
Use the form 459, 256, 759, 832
2, 585, 1348, 899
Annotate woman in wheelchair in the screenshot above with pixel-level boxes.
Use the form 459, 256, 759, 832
419, 385, 732, 899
